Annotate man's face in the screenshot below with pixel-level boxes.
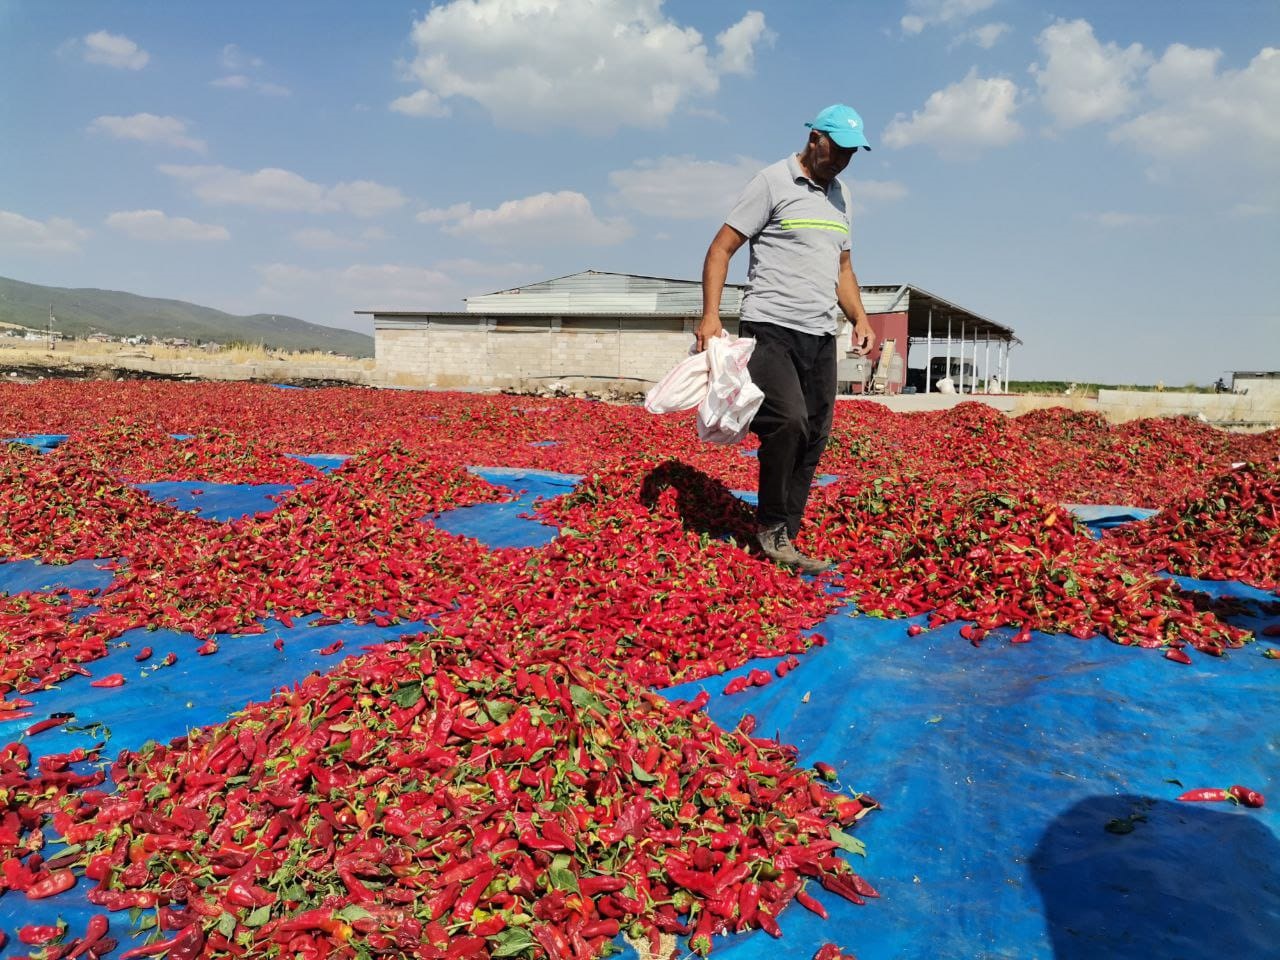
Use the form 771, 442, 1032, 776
811, 131, 856, 181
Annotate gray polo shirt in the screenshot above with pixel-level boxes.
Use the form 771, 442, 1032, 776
725, 154, 852, 336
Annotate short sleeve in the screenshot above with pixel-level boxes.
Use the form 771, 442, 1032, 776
724, 172, 773, 239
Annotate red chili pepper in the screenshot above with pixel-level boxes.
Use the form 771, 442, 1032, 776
19, 923, 65, 945
66, 915, 110, 959
134, 646, 153, 661
1164, 648, 1193, 665
319, 639, 344, 656
25, 868, 76, 899
90, 673, 125, 688
25, 716, 69, 736
723, 675, 750, 696
1177, 787, 1230, 802
796, 885, 829, 919
1228, 784, 1266, 808
814, 945, 857, 960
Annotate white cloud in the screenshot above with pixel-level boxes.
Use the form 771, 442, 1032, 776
257, 260, 536, 312
1030, 19, 1151, 129
900, 0, 996, 35
255, 81, 291, 97
81, 30, 149, 70
220, 43, 262, 72
159, 165, 407, 218
291, 227, 392, 250
105, 210, 229, 242
1110, 45, 1280, 167
609, 156, 764, 219
390, 90, 450, 118
716, 11, 773, 75
851, 178, 910, 212
88, 113, 206, 152
882, 69, 1022, 153
422, 191, 631, 246
1076, 211, 1161, 228
417, 202, 474, 224
1228, 203, 1272, 219
952, 22, 1010, 50
395, 0, 769, 131
0, 210, 89, 253
212, 43, 290, 95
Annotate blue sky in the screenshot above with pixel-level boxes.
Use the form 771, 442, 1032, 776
1, 0, 1276, 383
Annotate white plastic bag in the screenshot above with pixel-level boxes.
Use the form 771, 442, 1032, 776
644, 332, 763, 445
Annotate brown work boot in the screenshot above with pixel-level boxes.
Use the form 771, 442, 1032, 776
757, 523, 830, 574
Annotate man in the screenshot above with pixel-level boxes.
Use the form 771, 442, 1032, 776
696, 104, 876, 573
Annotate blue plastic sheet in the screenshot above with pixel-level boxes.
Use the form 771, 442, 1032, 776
1066, 503, 1160, 532
0, 558, 115, 595
427, 467, 581, 549
4, 433, 68, 451
288, 452, 350, 472
663, 585, 1279, 960
134, 480, 296, 521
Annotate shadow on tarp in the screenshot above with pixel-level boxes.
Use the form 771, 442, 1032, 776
0, 614, 427, 942
426, 467, 580, 549
660, 577, 1278, 960
1030, 794, 1280, 959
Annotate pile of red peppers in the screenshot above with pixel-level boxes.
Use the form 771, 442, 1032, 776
0, 382, 1276, 958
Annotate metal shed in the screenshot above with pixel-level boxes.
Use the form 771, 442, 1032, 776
360, 270, 1018, 393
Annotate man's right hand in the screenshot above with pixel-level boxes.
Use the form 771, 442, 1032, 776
694, 314, 723, 353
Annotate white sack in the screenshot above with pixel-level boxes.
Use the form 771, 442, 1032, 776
644, 332, 763, 445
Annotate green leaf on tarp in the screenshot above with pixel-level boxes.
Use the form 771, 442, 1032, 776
569, 684, 605, 713
391, 681, 422, 709
245, 904, 272, 928
336, 905, 374, 922
491, 928, 537, 957
548, 853, 579, 892
216, 912, 237, 938
830, 825, 867, 857
631, 759, 660, 783
485, 700, 516, 725
1164, 778, 1183, 787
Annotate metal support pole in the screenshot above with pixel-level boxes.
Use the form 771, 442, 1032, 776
984, 333, 991, 393
1004, 342, 1012, 390
925, 308, 933, 394
958, 321, 964, 392
946, 316, 952, 388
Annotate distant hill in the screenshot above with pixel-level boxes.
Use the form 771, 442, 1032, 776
0, 276, 373, 358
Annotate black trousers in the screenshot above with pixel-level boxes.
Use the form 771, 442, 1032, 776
740, 320, 837, 537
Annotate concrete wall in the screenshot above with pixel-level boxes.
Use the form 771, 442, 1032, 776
376, 315, 710, 390
43, 352, 374, 385
375, 314, 897, 390
1097, 389, 1280, 427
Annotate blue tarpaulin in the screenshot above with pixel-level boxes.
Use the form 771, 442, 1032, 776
1, 465, 1276, 957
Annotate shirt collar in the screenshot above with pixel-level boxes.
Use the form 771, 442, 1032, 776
788, 153, 827, 192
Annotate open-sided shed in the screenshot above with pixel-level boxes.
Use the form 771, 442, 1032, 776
362, 270, 1018, 393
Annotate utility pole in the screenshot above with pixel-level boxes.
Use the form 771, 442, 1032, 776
47, 303, 55, 351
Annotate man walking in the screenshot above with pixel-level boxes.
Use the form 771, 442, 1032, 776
696, 104, 876, 572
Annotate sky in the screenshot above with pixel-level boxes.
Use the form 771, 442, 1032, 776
1, 0, 1277, 383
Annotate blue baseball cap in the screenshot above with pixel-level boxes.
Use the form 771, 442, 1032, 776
805, 104, 871, 150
